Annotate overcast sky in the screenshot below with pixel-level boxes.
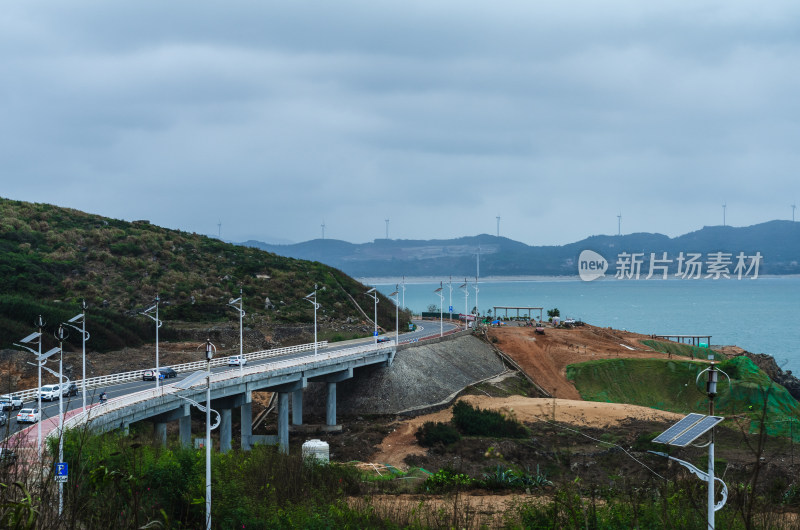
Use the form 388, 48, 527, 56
2, 1, 799, 246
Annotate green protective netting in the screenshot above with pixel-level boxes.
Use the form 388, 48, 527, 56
566, 355, 800, 440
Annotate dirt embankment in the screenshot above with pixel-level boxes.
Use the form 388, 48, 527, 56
486, 324, 674, 399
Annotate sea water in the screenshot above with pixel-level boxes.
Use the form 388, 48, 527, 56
368, 276, 800, 373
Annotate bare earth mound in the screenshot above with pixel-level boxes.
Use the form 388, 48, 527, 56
488, 324, 672, 399
372, 395, 683, 469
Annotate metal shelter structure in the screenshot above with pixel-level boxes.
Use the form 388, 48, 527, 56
654, 334, 712, 347
492, 306, 543, 320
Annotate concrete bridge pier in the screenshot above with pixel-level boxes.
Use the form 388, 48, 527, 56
154, 422, 167, 446
292, 389, 303, 426
180, 413, 192, 447
240, 391, 252, 451
219, 409, 232, 453
309, 368, 353, 427
272, 381, 304, 454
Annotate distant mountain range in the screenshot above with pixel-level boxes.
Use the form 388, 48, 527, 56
241, 221, 800, 278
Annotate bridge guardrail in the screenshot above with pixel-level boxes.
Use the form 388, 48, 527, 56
10, 341, 328, 404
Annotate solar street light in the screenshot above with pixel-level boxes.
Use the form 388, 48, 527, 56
459, 279, 469, 331
389, 286, 399, 345
139, 296, 163, 389
365, 288, 378, 344
63, 300, 89, 411
227, 290, 246, 372
304, 285, 321, 355
14, 316, 45, 456
434, 283, 444, 337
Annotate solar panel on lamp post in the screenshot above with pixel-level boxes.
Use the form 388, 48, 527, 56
365, 288, 378, 344
227, 290, 245, 374
139, 296, 163, 389
64, 300, 89, 411
14, 316, 45, 457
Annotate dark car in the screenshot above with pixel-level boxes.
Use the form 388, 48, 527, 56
377, 337, 391, 343
143, 368, 177, 381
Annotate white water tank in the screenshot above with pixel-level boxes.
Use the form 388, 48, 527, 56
301, 439, 330, 463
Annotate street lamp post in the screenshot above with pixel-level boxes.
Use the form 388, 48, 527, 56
304, 285, 321, 355
227, 290, 245, 375
447, 277, 453, 322
64, 300, 89, 411
54, 324, 68, 516
139, 296, 163, 389
401, 276, 406, 313
204, 338, 216, 530
474, 277, 480, 327
389, 286, 399, 345
459, 279, 469, 331
366, 288, 379, 344
14, 316, 45, 456
434, 282, 444, 337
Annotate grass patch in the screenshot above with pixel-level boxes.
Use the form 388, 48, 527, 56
641, 339, 726, 360
566, 356, 800, 438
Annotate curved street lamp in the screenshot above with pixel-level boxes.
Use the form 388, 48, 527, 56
227, 290, 245, 374
14, 315, 45, 456
304, 285, 321, 355
365, 288, 379, 344
139, 296, 163, 389
64, 300, 89, 411
389, 286, 400, 345
459, 279, 469, 331
434, 282, 444, 337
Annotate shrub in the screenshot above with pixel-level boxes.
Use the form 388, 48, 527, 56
452, 401, 528, 438
420, 468, 476, 494
415, 421, 461, 447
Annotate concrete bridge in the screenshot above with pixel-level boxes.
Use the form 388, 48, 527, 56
55, 340, 396, 453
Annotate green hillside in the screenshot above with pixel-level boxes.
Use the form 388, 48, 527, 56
0, 197, 408, 351
566, 356, 800, 439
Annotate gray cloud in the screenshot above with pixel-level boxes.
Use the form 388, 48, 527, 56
2, 1, 798, 246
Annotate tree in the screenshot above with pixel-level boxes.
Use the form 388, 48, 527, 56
547, 308, 560, 318
427, 304, 439, 313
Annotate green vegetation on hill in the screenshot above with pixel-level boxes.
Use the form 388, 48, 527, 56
0, 197, 409, 351
566, 356, 800, 439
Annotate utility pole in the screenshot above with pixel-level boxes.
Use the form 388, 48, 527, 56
321, 221, 325, 240
217, 220, 221, 239
496, 216, 500, 237
722, 203, 727, 227
385, 219, 389, 239
792, 204, 796, 223
617, 213, 622, 236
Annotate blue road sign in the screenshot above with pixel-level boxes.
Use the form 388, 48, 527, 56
55, 462, 68, 483
449, 306, 453, 312
373, 331, 378, 336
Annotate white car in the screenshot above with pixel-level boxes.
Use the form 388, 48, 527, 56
0, 394, 23, 411
16, 408, 41, 423
228, 355, 247, 366
39, 384, 61, 401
